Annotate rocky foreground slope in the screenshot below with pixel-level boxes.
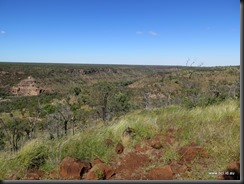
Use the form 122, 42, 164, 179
10, 128, 240, 180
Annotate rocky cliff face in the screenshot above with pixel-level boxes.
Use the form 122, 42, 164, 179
10, 76, 48, 96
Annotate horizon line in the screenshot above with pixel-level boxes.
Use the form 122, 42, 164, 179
0, 61, 240, 67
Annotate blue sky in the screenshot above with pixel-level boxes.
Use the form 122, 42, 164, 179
0, 0, 240, 66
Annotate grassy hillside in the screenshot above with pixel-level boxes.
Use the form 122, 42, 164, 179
0, 99, 240, 180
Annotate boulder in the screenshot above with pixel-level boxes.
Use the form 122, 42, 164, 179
92, 158, 104, 167
59, 156, 91, 180
49, 170, 60, 180
85, 163, 115, 180
147, 165, 174, 180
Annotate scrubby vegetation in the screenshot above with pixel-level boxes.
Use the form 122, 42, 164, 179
0, 62, 240, 180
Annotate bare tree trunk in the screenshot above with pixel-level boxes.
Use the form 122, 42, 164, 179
72, 118, 75, 135
64, 120, 68, 135
56, 121, 60, 138
15, 135, 18, 151
12, 134, 15, 152
27, 99, 41, 140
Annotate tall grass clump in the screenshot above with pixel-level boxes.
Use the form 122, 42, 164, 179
45, 127, 117, 165
108, 110, 161, 145
0, 139, 48, 179
0, 151, 16, 179
16, 139, 48, 169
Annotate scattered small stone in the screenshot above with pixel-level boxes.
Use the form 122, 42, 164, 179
115, 143, 124, 154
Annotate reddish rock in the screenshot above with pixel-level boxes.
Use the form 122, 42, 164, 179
151, 140, 163, 149
115, 143, 124, 154
85, 163, 115, 180
85, 168, 105, 180
10, 76, 47, 96
135, 144, 143, 152
218, 161, 240, 180
24, 169, 45, 180
149, 137, 163, 149
117, 152, 149, 169
227, 161, 240, 171
112, 151, 150, 180
9, 174, 20, 180
178, 145, 208, 163
170, 161, 188, 174
49, 170, 60, 180
59, 157, 91, 180
149, 134, 175, 149
92, 158, 104, 167
134, 144, 150, 153
157, 134, 175, 145
147, 165, 174, 180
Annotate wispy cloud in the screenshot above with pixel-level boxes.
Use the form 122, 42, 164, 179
0, 30, 6, 34
148, 31, 158, 36
136, 31, 143, 35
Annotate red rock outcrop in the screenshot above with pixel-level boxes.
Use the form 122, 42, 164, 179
10, 76, 51, 96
